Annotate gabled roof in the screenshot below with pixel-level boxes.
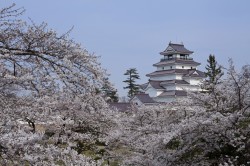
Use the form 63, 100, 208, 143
132, 93, 156, 103
158, 90, 187, 97
183, 70, 206, 78
160, 43, 193, 55
140, 80, 165, 90
148, 80, 165, 90
140, 83, 148, 90
153, 59, 200, 67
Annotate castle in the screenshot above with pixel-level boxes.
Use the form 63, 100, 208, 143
137, 42, 205, 103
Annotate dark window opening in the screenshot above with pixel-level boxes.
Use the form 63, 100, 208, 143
180, 54, 186, 59
168, 55, 173, 60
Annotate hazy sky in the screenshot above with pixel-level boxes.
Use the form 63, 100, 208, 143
2, 0, 250, 96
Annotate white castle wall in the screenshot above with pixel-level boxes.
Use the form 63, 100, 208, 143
157, 65, 197, 71
184, 78, 202, 85
145, 86, 164, 97
150, 74, 183, 81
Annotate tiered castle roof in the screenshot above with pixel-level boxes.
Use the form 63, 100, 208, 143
160, 43, 193, 55
153, 59, 200, 67
146, 69, 205, 78
138, 42, 205, 102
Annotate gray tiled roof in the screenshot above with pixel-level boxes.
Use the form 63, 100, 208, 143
109, 103, 132, 112
133, 93, 156, 103
184, 70, 206, 78
160, 43, 193, 55
146, 69, 187, 77
140, 80, 189, 91
149, 80, 165, 90
147, 69, 205, 78
140, 83, 148, 90
158, 90, 187, 97
153, 59, 200, 67
140, 80, 165, 90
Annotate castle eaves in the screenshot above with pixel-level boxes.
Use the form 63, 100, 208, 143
146, 69, 205, 78
160, 43, 193, 55
153, 59, 201, 67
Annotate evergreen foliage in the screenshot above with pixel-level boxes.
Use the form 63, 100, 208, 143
205, 54, 222, 84
123, 68, 140, 98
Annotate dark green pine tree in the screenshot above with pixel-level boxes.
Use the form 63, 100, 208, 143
123, 68, 140, 98
205, 54, 222, 84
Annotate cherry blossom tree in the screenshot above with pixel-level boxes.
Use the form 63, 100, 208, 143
107, 61, 250, 166
2, 3, 250, 166
0, 3, 115, 165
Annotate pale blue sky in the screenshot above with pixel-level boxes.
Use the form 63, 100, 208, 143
2, 0, 250, 96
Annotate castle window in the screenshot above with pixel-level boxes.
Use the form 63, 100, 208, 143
168, 55, 173, 60
162, 67, 164, 70
182, 66, 184, 69
180, 54, 185, 59
170, 66, 172, 69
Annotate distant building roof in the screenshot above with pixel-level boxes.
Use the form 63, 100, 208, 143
109, 103, 132, 112
160, 43, 193, 55
132, 93, 156, 104
153, 59, 200, 67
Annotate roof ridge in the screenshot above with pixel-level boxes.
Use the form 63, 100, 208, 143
169, 43, 184, 46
